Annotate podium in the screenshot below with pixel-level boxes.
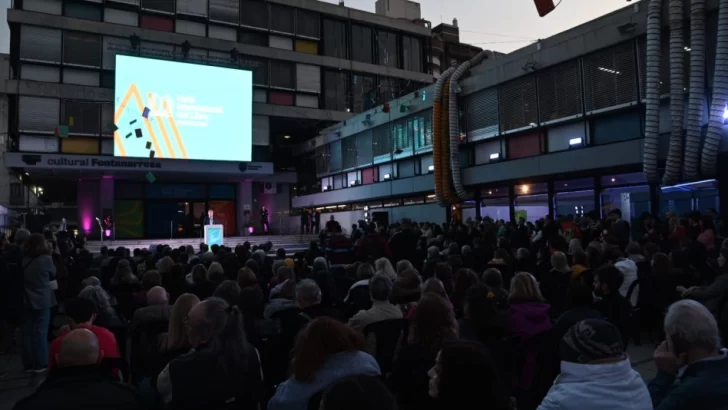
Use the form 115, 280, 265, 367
204, 224, 224, 246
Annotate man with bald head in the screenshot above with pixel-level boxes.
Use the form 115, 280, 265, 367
48, 298, 120, 374
13, 329, 139, 410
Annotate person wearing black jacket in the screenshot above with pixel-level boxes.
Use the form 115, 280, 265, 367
592, 265, 633, 348
261, 206, 269, 234
14, 328, 139, 410
389, 219, 420, 266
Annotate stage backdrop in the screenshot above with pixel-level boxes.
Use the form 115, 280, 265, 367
114, 55, 253, 162
209, 200, 236, 237
114, 200, 144, 239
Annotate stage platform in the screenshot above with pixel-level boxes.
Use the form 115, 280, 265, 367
85, 234, 319, 254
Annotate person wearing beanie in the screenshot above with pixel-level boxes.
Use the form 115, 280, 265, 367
537, 319, 651, 410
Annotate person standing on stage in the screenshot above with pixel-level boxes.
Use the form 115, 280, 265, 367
300, 209, 310, 235
261, 205, 269, 234
203, 209, 216, 226
312, 209, 321, 234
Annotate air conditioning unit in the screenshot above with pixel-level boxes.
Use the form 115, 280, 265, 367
263, 182, 277, 194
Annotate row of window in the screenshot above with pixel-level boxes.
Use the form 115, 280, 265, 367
20, 0, 428, 74
313, 107, 645, 177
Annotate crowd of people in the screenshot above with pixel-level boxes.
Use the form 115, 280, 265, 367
1, 207, 728, 410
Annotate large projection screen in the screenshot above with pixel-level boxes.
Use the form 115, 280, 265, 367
114, 55, 252, 162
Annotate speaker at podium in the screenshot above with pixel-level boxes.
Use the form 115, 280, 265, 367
204, 224, 224, 246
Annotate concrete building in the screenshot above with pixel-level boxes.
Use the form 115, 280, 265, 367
3, 0, 433, 238
375, 0, 422, 21
431, 19, 495, 78
291, 0, 723, 230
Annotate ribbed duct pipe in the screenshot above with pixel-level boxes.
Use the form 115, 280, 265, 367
432, 67, 456, 206
701, 0, 728, 176
663, 0, 686, 186
643, 0, 663, 182
449, 50, 496, 201
441, 78, 456, 204
683, 0, 706, 181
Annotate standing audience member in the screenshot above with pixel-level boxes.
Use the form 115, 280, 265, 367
537, 319, 651, 410
13, 329, 139, 410
157, 298, 262, 409
428, 340, 512, 410
21, 233, 56, 373
268, 317, 380, 410
649, 300, 728, 409
592, 265, 633, 347
554, 282, 604, 338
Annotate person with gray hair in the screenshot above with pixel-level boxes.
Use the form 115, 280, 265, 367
13, 328, 140, 410
348, 275, 403, 332
296, 279, 322, 310
649, 300, 728, 409
312, 256, 329, 273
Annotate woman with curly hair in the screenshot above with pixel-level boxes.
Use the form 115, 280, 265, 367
389, 293, 458, 410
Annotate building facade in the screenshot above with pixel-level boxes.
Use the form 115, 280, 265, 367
4, 0, 433, 238
431, 20, 491, 78
291, 0, 724, 232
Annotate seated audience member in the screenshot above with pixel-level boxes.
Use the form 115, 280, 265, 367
264, 279, 298, 319
319, 375, 397, 410
482, 268, 509, 309
78, 285, 125, 329
428, 340, 512, 410
213, 280, 242, 306
48, 298, 120, 373
14, 329, 139, 410
389, 294, 458, 410
134, 269, 162, 306
151, 293, 200, 379
509, 272, 552, 340
458, 284, 508, 343
555, 282, 604, 338
269, 266, 296, 299
537, 319, 651, 410
295, 279, 328, 321
649, 300, 728, 410
390, 268, 422, 312
267, 317, 380, 410
187, 265, 216, 300
129, 286, 171, 334
157, 298, 262, 410
592, 265, 633, 347
236, 267, 265, 321
348, 275, 403, 332
508, 272, 552, 392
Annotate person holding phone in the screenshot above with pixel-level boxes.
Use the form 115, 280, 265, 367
649, 300, 728, 409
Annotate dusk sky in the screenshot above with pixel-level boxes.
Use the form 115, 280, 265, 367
0, 0, 632, 54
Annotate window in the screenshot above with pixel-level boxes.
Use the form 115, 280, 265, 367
372, 124, 391, 157
295, 40, 318, 54
402, 36, 422, 72
209, 25, 236, 41
352, 74, 375, 113
270, 4, 294, 33
19, 97, 59, 134
378, 77, 400, 105
270, 60, 295, 89
140, 14, 174, 31
240, 0, 268, 29
104, 8, 138, 26
64, 1, 102, 21
21, 64, 60, 82
296, 9, 319, 38
62, 101, 101, 136
351, 25, 373, 64
210, 0, 238, 24
177, 0, 208, 16
20, 26, 62, 63
240, 56, 267, 86
324, 70, 349, 112
413, 110, 433, 149
376, 29, 398, 68
342, 136, 357, 169
323, 19, 348, 59
239, 30, 268, 46
63, 32, 101, 67
329, 141, 342, 172
315, 145, 329, 174
141, 0, 174, 13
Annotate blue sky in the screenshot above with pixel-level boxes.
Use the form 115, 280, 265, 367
0, 0, 630, 54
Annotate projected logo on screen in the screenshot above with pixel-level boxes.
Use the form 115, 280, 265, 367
114, 55, 253, 162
